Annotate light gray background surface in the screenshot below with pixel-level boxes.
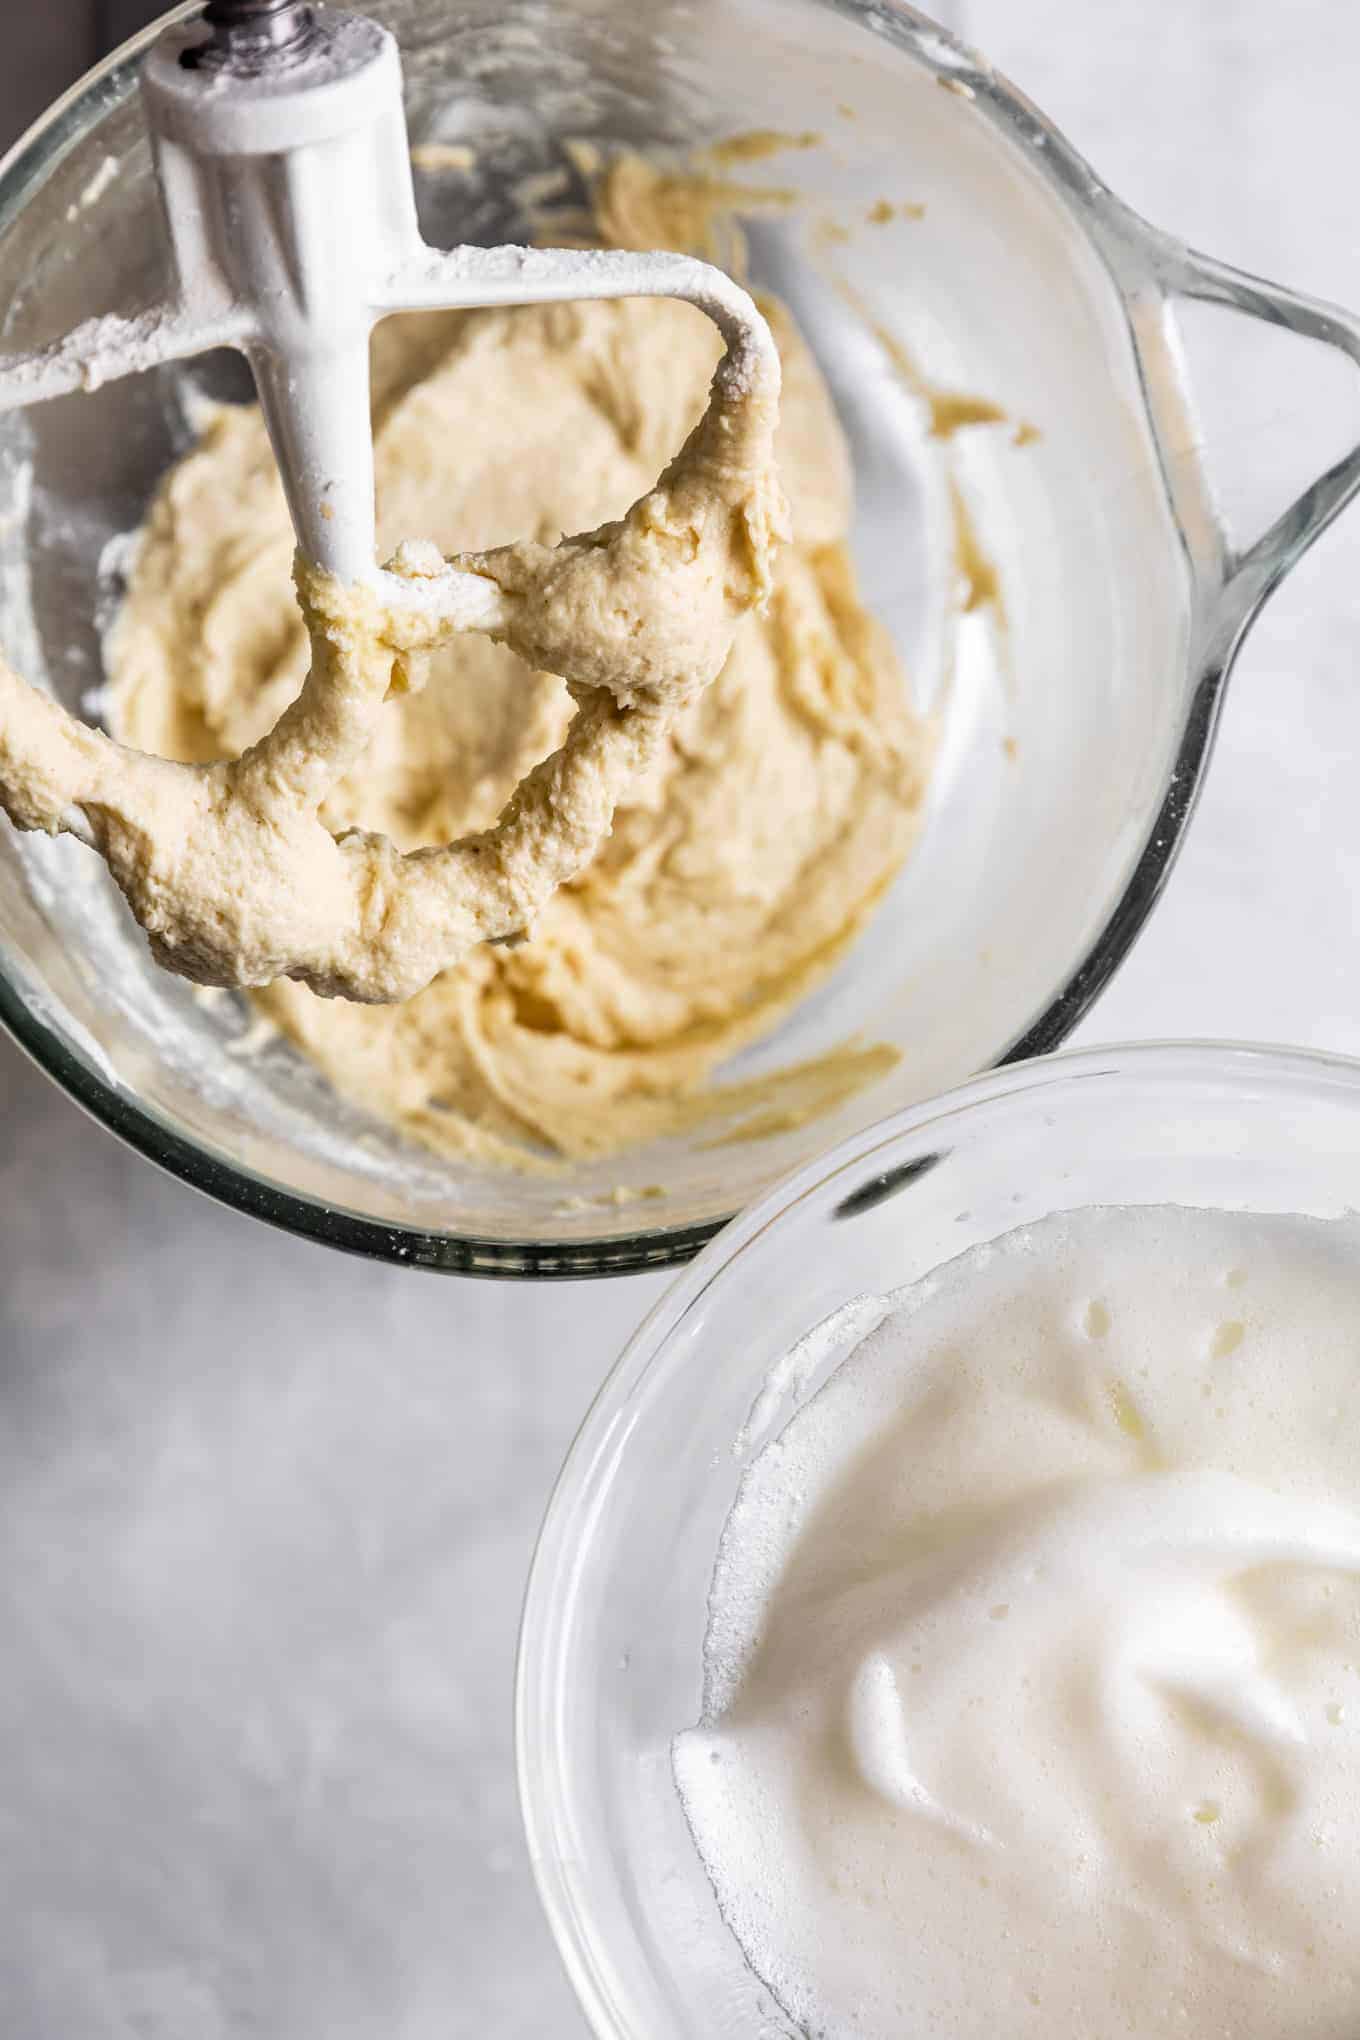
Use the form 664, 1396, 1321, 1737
2, 2, 1359, 2032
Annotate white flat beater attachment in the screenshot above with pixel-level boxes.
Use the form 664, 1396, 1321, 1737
0, 0, 777, 591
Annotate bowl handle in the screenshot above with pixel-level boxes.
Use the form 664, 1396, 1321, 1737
1149, 242, 1360, 634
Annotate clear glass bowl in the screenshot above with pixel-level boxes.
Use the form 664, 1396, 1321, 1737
2, 6, 1360, 1275
516, 1038, 1360, 2034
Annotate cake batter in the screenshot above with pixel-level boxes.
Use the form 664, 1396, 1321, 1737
31, 154, 931, 1165
2, 148, 937, 1158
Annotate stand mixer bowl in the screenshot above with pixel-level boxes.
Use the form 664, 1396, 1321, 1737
1, 0, 1358, 1276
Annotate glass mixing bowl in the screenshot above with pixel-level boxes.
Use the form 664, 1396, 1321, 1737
517, 1038, 1360, 2034
2, 5, 1359, 1276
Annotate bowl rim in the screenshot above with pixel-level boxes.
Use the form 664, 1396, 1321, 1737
514, 1034, 1360, 2034
0, 1, 1320, 1277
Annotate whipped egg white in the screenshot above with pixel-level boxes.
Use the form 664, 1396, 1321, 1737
675, 1206, 1360, 2038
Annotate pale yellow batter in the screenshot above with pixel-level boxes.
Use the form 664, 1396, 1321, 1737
95, 202, 931, 1163
77, 156, 928, 1167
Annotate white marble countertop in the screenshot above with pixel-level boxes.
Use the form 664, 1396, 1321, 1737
1, 2, 1358, 2032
